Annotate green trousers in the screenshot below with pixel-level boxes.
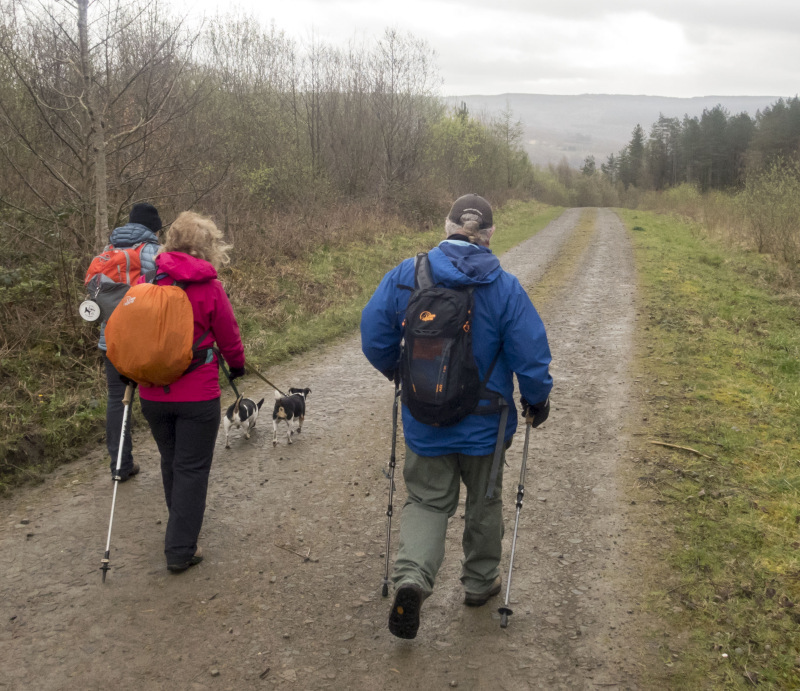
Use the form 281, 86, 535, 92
392, 445, 505, 596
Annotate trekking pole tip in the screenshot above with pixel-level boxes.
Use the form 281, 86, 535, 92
498, 606, 512, 629
382, 582, 389, 598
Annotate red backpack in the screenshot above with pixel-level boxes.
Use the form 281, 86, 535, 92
84, 243, 147, 286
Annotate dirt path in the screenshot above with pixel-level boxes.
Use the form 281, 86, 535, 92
1, 208, 644, 690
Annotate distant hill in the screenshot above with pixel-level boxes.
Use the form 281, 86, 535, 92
445, 94, 787, 168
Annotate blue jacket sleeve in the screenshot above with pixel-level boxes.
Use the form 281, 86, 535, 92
139, 242, 159, 274
500, 277, 553, 405
360, 264, 406, 376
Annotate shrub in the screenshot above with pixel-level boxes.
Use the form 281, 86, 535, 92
739, 159, 800, 262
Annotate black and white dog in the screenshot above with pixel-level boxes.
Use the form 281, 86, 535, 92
224, 395, 264, 448
272, 388, 311, 446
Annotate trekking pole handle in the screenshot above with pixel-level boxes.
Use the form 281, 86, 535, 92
122, 381, 135, 406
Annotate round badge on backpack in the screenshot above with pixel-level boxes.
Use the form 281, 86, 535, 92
79, 300, 101, 322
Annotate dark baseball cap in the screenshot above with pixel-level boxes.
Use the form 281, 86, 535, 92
447, 194, 493, 230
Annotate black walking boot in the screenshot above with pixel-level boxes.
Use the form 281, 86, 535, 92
388, 584, 423, 639
116, 462, 140, 483
463, 575, 502, 607
167, 546, 204, 573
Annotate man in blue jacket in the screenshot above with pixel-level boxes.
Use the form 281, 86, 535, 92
93, 203, 161, 481
361, 194, 552, 639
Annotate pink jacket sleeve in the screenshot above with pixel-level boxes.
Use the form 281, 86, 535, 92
210, 280, 245, 369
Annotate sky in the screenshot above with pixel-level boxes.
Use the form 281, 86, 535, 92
181, 0, 800, 98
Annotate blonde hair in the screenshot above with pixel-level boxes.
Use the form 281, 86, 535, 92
162, 211, 232, 269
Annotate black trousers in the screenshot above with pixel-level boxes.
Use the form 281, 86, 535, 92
140, 398, 221, 565
104, 353, 134, 478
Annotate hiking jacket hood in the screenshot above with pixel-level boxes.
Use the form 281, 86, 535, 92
138, 251, 245, 403
434, 239, 502, 286
153, 251, 218, 283
361, 239, 553, 457
109, 222, 159, 249
97, 223, 160, 351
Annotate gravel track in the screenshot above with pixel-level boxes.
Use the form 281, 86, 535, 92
1, 208, 643, 690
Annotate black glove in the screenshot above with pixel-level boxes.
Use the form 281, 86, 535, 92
228, 366, 246, 381
381, 368, 399, 384
119, 374, 135, 387
520, 397, 550, 428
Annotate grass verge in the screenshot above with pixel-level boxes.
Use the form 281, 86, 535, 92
528, 208, 597, 310
0, 200, 561, 492
619, 208, 800, 689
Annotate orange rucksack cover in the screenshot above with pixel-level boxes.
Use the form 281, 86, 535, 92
105, 282, 195, 387
84, 244, 146, 286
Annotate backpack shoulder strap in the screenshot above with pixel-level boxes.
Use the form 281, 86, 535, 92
143, 269, 163, 284
143, 270, 184, 288
414, 251, 474, 296
414, 252, 434, 290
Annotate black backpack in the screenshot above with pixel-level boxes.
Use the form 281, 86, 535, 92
400, 252, 501, 426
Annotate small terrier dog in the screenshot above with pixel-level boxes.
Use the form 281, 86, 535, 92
224, 395, 264, 448
272, 388, 311, 446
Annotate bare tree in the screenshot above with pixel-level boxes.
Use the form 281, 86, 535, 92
0, 0, 203, 253
368, 29, 441, 201
76, 0, 107, 248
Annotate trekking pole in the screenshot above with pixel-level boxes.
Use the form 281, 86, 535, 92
498, 422, 531, 627
101, 381, 136, 583
381, 380, 401, 597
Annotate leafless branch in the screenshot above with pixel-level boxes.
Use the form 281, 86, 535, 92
0, 220, 58, 250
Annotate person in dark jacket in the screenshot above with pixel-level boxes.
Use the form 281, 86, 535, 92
92, 203, 161, 481
137, 211, 245, 573
361, 194, 553, 638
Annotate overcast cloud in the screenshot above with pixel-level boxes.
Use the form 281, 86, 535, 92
182, 0, 800, 97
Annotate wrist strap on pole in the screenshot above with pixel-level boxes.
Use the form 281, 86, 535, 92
485, 398, 509, 499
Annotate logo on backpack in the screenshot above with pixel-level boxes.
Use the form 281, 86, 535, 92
400, 253, 500, 427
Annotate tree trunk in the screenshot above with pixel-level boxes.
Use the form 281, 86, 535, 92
77, 0, 108, 251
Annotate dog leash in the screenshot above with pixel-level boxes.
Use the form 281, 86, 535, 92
215, 349, 241, 399
245, 363, 288, 398
214, 346, 287, 398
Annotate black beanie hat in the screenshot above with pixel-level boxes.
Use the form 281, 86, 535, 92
447, 194, 493, 230
129, 203, 162, 233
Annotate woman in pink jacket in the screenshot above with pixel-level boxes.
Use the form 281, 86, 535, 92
139, 211, 245, 573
